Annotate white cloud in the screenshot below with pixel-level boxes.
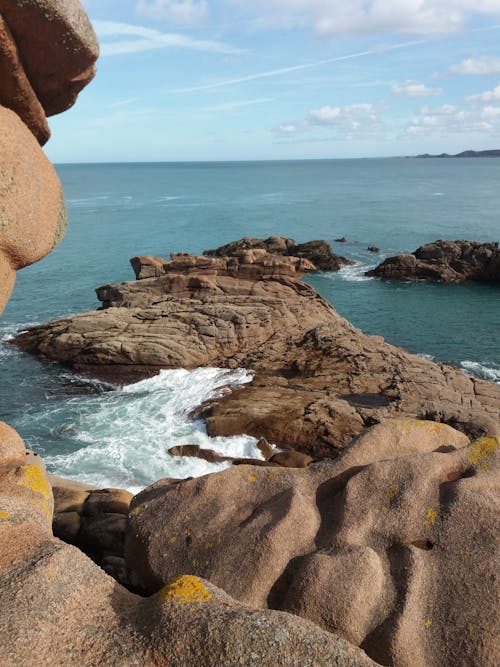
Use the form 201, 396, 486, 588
406, 102, 500, 136
202, 97, 275, 111
275, 103, 383, 137
230, 0, 500, 37
392, 80, 442, 97
449, 56, 500, 75
467, 84, 500, 102
136, 0, 208, 26
93, 20, 242, 56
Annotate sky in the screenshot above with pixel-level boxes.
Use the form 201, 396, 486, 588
45, 0, 500, 162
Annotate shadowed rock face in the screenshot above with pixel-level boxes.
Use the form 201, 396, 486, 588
14, 249, 500, 452
367, 240, 500, 283
126, 422, 500, 667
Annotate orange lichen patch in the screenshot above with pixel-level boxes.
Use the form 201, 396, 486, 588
159, 575, 212, 604
0, 510, 9, 520
424, 507, 438, 526
469, 437, 499, 471
18, 464, 51, 519
247, 475, 257, 483
131, 506, 142, 516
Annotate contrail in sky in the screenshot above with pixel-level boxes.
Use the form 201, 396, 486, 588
172, 39, 426, 93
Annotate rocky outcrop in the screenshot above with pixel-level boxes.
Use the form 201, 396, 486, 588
14, 248, 500, 449
126, 422, 500, 667
367, 240, 500, 283
130, 249, 316, 283
0, 0, 99, 144
204, 235, 353, 271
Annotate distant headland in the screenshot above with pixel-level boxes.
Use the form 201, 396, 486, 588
414, 149, 500, 158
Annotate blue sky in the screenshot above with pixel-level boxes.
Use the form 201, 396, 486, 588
46, 0, 500, 162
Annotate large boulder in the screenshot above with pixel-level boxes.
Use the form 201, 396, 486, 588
0, 106, 66, 312
126, 430, 500, 667
367, 240, 500, 283
0, 0, 99, 118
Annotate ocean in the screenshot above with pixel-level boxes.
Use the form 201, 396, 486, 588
1, 159, 499, 491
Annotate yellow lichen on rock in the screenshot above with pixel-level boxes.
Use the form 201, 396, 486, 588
0, 510, 9, 520
159, 575, 212, 604
424, 507, 438, 526
18, 464, 52, 519
469, 437, 499, 471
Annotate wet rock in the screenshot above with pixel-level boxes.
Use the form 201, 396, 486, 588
168, 444, 232, 463
256, 437, 274, 459
269, 450, 314, 467
367, 240, 500, 282
367, 245, 379, 253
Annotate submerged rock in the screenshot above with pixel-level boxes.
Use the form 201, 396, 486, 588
367, 239, 500, 282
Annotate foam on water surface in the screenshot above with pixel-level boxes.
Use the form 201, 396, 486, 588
461, 361, 500, 383
16, 367, 258, 494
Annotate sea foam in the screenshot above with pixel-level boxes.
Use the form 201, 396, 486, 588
36, 367, 258, 494
461, 360, 500, 383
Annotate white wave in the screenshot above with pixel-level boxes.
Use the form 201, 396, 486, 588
433, 192, 444, 196
461, 360, 500, 383
157, 195, 181, 202
40, 367, 258, 493
417, 352, 435, 361
336, 262, 377, 282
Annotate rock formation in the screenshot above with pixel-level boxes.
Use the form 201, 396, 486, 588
126, 421, 500, 667
0, 0, 99, 145
204, 235, 354, 271
367, 240, 500, 283
14, 249, 500, 452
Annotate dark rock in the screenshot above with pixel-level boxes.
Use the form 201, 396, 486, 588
367, 246, 379, 253
256, 437, 274, 460
204, 235, 353, 272
335, 237, 347, 242
269, 450, 313, 467
367, 240, 500, 283
168, 444, 232, 463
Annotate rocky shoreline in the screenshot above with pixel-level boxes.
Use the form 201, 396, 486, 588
1, 1, 500, 665
14, 241, 500, 456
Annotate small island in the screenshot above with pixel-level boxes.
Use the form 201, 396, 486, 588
415, 149, 500, 158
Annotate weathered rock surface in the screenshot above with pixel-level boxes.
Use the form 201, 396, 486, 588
0, 432, 376, 666
126, 424, 500, 667
0, 105, 67, 312
14, 248, 500, 450
204, 235, 353, 271
367, 240, 500, 283
130, 248, 316, 283
0, 0, 99, 123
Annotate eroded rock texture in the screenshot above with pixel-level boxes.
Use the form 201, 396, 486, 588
15, 251, 500, 452
0, 425, 376, 666
126, 421, 500, 667
0, 0, 99, 143
368, 240, 500, 283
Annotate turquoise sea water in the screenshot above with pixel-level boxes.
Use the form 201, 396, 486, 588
1, 159, 499, 489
